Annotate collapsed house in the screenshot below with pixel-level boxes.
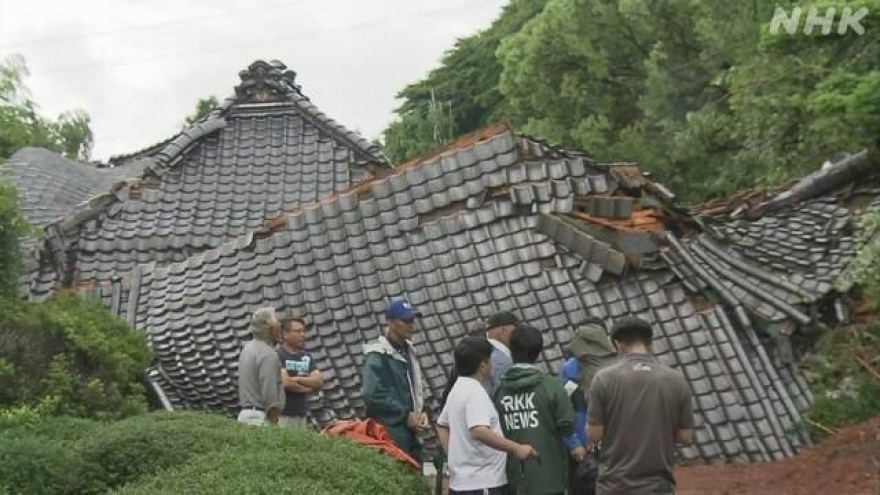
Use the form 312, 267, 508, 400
4, 59, 879, 465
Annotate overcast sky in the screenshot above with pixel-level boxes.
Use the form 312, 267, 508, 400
0, 0, 505, 160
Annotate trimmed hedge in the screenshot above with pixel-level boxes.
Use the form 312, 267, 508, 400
0, 412, 431, 495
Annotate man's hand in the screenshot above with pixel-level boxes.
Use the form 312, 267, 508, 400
571, 446, 586, 463
407, 412, 425, 431
512, 443, 539, 461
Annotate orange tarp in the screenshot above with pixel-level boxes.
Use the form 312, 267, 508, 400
321, 419, 421, 471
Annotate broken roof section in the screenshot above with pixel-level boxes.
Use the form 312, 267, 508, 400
22, 59, 393, 302
0, 147, 147, 228
119, 124, 878, 465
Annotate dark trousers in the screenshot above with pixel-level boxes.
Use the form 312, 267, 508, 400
568, 457, 592, 495
448, 485, 507, 495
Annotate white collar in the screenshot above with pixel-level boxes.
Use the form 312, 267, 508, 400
511, 363, 539, 370
487, 338, 510, 357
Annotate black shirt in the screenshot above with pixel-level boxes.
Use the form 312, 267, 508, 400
276, 346, 316, 417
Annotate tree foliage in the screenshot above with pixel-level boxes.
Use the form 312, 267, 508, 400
0, 294, 152, 420
381, 0, 547, 163
0, 55, 93, 162
382, 0, 880, 204
183, 95, 220, 127
0, 182, 28, 299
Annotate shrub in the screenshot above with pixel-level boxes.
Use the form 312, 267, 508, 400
836, 209, 880, 307
806, 323, 880, 438
76, 412, 246, 489
0, 294, 152, 419
0, 436, 107, 494
0, 412, 431, 495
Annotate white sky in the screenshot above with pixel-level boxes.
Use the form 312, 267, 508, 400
0, 0, 505, 160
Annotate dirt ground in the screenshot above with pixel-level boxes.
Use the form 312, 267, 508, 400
431, 417, 880, 494
676, 416, 880, 495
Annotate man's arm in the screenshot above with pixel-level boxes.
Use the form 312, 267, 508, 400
550, 378, 584, 459
259, 355, 283, 425
436, 424, 450, 454
676, 376, 695, 445
550, 379, 576, 437
470, 425, 537, 460
587, 373, 607, 444
297, 370, 324, 390
281, 370, 313, 393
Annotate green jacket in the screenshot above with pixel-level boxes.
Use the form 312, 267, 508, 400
494, 364, 576, 495
567, 323, 618, 394
361, 335, 425, 460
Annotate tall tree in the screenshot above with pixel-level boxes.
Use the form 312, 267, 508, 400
382, 0, 548, 164
0, 55, 93, 162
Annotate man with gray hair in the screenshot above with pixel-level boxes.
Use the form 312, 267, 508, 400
237, 307, 285, 426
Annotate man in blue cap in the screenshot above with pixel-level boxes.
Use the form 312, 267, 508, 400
362, 298, 429, 461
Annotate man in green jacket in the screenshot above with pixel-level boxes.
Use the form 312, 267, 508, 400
361, 299, 428, 462
495, 323, 576, 495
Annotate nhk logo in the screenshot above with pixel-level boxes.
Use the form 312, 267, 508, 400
769, 6, 869, 35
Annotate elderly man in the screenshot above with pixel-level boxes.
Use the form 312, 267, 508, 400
362, 298, 428, 461
485, 311, 519, 395
237, 307, 285, 426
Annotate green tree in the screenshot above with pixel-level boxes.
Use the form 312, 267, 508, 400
0, 183, 28, 300
0, 55, 93, 162
381, 0, 547, 163
384, 0, 879, 203
183, 95, 219, 126
382, 91, 456, 164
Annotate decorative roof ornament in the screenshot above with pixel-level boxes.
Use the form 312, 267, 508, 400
234, 59, 299, 104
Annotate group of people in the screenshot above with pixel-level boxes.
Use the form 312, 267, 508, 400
236, 307, 323, 428
236, 299, 695, 495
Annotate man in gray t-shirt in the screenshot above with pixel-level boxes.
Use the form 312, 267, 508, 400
588, 317, 694, 495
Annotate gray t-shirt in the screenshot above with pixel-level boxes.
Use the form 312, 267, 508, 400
238, 338, 285, 411
588, 353, 694, 495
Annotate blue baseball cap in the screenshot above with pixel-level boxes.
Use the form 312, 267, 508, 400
385, 299, 422, 321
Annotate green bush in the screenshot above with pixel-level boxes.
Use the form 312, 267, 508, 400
836, 209, 880, 306
0, 412, 431, 495
806, 323, 880, 438
0, 294, 152, 420
77, 412, 248, 489
0, 436, 107, 494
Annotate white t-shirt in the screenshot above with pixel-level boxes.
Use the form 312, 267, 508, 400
437, 376, 507, 491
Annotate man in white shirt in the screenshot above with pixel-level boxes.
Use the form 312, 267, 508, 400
437, 337, 538, 495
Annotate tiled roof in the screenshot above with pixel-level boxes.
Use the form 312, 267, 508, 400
1, 147, 147, 227
106, 125, 878, 464
22, 59, 393, 301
